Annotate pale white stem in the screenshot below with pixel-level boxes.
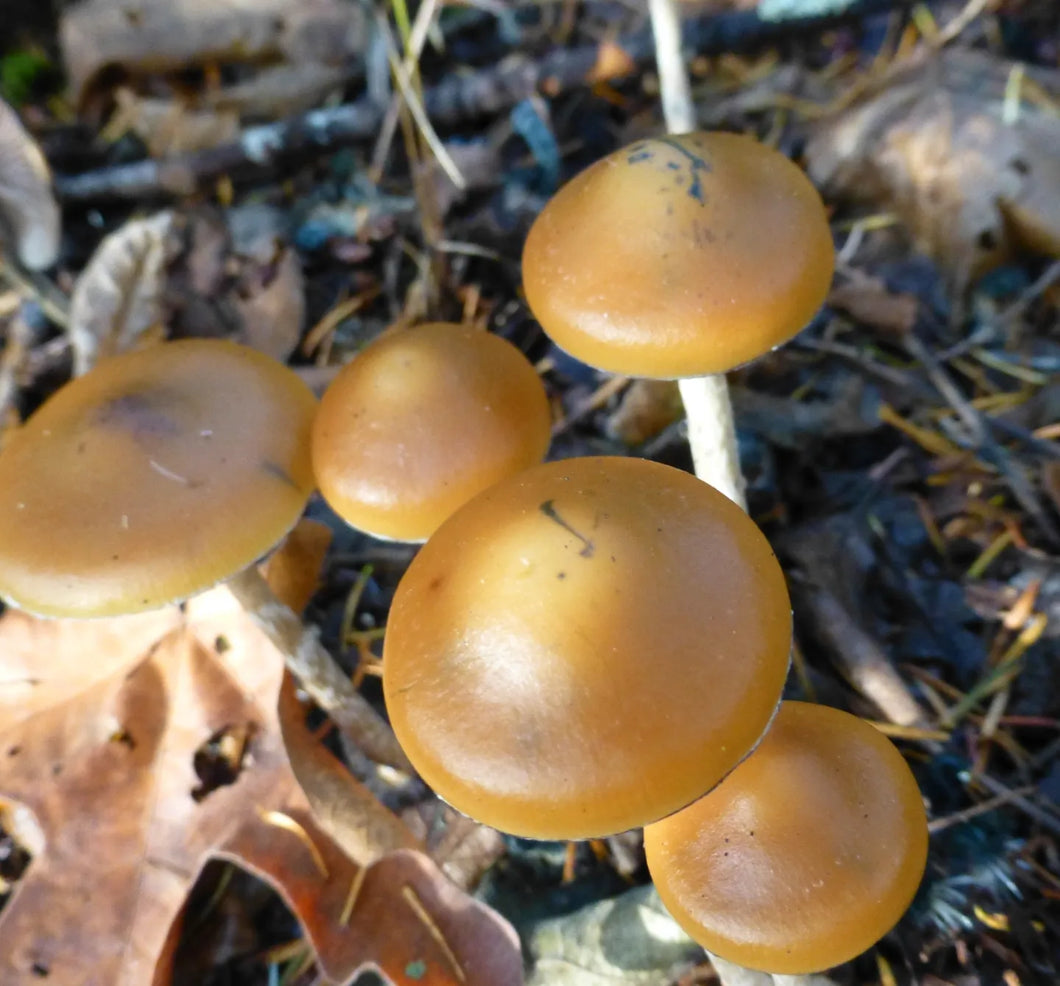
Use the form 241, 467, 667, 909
226, 566, 413, 774
649, 0, 746, 509
648, 0, 696, 134
650, 7, 827, 986
709, 953, 839, 986
678, 375, 746, 508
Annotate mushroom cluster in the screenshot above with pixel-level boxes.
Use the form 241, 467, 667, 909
379, 130, 927, 977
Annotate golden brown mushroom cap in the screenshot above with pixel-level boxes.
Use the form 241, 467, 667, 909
383, 456, 791, 839
644, 701, 928, 974
0, 339, 316, 617
522, 132, 834, 377
311, 322, 551, 542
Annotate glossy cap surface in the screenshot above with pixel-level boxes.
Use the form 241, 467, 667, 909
383, 456, 791, 839
312, 322, 551, 541
644, 701, 928, 974
0, 339, 316, 617
523, 132, 834, 377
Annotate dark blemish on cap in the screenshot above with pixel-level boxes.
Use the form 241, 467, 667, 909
94, 392, 180, 441
557, 571, 567, 580
539, 500, 594, 558
261, 461, 300, 490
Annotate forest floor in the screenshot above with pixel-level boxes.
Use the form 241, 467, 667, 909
0, 1, 1059, 985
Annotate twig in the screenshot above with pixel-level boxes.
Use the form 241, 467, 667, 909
792, 577, 928, 728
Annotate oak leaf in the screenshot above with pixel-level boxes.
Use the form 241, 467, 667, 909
0, 593, 523, 985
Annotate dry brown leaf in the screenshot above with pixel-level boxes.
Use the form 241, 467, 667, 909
806, 49, 1060, 292
103, 89, 241, 157
263, 518, 334, 617
0, 593, 523, 985
231, 245, 306, 361
61, 0, 365, 110
0, 605, 181, 733
277, 673, 422, 866
67, 211, 180, 375
604, 379, 684, 446
0, 99, 60, 270
827, 278, 918, 336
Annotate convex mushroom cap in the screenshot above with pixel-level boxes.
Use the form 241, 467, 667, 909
383, 456, 792, 839
0, 339, 316, 617
644, 701, 928, 975
522, 132, 834, 377
311, 322, 551, 542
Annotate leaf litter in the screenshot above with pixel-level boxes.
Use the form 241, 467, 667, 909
0, 587, 522, 986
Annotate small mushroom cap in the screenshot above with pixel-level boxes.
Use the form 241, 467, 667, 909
311, 322, 551, 542
644, 701, 928, 975
383, 456, 791, 839
0, 339, 316, 618
522, 132, 834, 377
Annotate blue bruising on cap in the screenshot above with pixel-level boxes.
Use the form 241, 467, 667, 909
625, 137, 713, 205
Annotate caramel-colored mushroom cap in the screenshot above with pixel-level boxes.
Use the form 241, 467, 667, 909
0, 339, 316, 617
644, 701, 928, 974
311, 322, 551, 542
522, 132, 834, 377
383, 456, 791, 839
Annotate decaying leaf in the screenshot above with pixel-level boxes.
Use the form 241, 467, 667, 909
523, 884, 703, 986
604, 379, 683, 446
231, 244, 306, 361
103, 88, 241, 157
806, 49, 1060, 292
262, 518, 334, 617
0, 605, 181, 733
827, 276, 918, 336
66, 210, 180, 375
0, 593, 523, 985
0, 98, 61, 270
61, 0, 366, 111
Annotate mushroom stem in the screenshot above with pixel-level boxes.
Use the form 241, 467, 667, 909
709, 954, 839, 986
678, 375, 746, 508
648, 7, 826, 986
648, 0, 746, 507
225, 566, 413, 773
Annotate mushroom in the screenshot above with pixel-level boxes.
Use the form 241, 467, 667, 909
382, 455, 791, 839
312, 322, 551, 542
522, 131, 834, 504
0, 338, 407, 769
644, 701, 928, 975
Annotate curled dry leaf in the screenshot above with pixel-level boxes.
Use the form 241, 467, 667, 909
604, 379, 684, 446
231, 244, 306, 361
61, 0, 365, 110
0, 99, 61, 270
67, 210, 180, 375
0, 591, 523, 985
806, 49, 1060, 292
